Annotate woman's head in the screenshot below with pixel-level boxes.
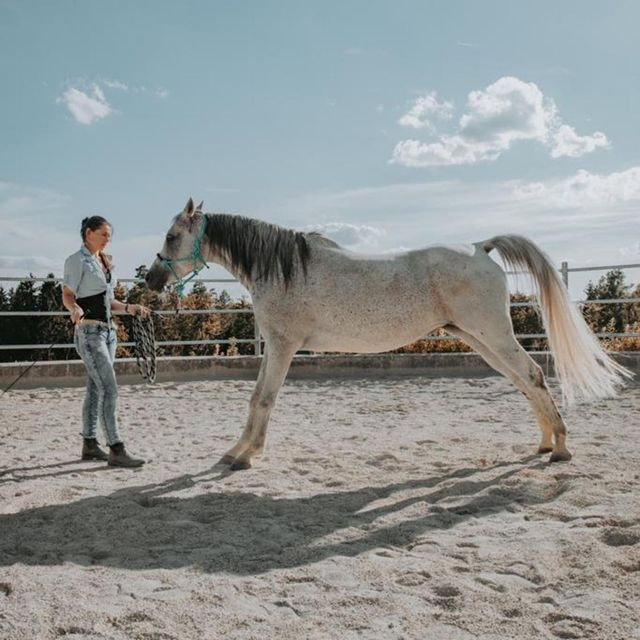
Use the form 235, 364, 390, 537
81, 216, 112, 254
81, 215, 111, 240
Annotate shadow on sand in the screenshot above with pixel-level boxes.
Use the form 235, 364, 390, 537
0, 456, 558, 575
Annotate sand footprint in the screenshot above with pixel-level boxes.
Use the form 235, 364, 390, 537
430, 584, 461, 609
366, 453, 401, 468
54, 625, 94, 637
394, 570, 430, 586
544, 612, 600, 639
600, 528, 640, 547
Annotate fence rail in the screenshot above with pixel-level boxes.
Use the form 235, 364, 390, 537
2, 260, 640, 358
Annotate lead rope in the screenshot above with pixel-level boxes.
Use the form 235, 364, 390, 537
131, 312, 157, 383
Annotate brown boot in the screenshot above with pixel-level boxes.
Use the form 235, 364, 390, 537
82, 438, 108, 461
108, 443, 145, 468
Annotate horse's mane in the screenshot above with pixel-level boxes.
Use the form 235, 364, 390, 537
204, 214, 313, 286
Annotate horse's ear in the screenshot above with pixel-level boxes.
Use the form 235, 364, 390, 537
196, 200, 204, 212
183, 197, 195, 217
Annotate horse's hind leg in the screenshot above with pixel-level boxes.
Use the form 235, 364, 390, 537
220, 339, 298, 470
445, 323, 571, 462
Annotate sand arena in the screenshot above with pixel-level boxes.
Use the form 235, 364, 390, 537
1, 371, 639, 639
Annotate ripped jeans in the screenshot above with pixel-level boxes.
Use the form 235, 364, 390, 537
74, 323, 122, 446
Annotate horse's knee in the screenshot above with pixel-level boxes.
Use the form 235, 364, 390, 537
258, 392, 276, 410
529, 365, 546, 389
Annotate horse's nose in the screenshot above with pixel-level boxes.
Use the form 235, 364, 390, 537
144, 271, 151, 283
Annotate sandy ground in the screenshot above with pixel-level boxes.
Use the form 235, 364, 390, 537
1, 373, 639, 640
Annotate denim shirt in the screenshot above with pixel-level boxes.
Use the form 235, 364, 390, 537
63, 245, 116, 306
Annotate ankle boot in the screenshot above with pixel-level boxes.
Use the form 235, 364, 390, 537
108, 442, 145, 468
82, 438, 108, 461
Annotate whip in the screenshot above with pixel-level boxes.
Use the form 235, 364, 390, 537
131, 313, 157, 383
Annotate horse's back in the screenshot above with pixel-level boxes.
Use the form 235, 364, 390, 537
307, 240, 505, 297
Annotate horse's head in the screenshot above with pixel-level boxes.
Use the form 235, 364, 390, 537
145, 197, 207, 292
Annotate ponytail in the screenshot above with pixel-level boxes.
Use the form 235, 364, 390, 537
99, 251, 112, 270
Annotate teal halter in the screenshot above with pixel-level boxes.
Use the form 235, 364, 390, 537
156, 215, 209, 297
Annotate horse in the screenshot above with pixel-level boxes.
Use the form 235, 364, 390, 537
145, 197, 631, 470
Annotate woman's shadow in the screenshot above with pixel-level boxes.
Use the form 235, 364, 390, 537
0, 456, 553, 575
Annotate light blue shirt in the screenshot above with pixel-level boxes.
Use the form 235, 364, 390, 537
63, 245, 116, 304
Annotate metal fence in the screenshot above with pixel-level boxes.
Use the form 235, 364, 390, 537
1, 259, 640, 359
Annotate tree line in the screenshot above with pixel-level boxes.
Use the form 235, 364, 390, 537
1, 267, 639, 363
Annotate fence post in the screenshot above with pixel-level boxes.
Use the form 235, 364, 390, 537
560, 261, 569, 289
254, 318, 262, 356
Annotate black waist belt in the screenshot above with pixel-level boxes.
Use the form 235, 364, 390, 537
76, 291, 110, 322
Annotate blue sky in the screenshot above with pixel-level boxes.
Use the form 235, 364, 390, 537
1, 0, 639, 298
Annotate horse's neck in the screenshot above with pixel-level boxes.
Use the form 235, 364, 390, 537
202, 213, 311, 292
204, 244, 249, 290
202, 215, 255, 290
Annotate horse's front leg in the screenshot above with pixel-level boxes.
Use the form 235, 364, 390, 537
220, 340, 298, 470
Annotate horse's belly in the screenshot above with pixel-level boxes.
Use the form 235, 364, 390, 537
301, 314, 436, 354
303, 335, 415, 353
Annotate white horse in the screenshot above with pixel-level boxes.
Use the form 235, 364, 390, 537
145, 198, 630, 470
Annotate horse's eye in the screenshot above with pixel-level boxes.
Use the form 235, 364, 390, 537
166, 233, 177, 243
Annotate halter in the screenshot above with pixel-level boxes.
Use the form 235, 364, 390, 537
156, 215, 209, 297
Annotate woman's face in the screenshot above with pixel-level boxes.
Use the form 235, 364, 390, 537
85, 224, 112, 253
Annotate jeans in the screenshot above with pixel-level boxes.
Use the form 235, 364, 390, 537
74, 323, 122, 446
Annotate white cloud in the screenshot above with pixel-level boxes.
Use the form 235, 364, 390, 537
304, 222, 386, 251
390, 135, 500, 167
459, 77, 552, 143
56, 79, 169, 124
549, 124, 610, 158
102, 79, 129, 91
398, 92, 455, 131
57, 85, 113, 124
513, 167, 640, 208
391, 76, 610, 167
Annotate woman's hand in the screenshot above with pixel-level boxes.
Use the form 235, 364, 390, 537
129, 303, 150, 318
70, 304, 84, 326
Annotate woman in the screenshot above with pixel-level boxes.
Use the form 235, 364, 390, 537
62, 215, 148, 468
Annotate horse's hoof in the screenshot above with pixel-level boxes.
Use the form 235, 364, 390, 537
549, 449, 572, 463
230, 459, 252, 471
218, 454, 235, 466
537, 446, 553, 455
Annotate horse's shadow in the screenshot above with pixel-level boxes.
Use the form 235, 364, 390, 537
0, 457, 552, 575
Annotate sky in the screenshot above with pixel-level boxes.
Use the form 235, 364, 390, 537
1, 0, 639, 300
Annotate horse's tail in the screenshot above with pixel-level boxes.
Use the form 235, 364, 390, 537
482, 235, 632, 404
